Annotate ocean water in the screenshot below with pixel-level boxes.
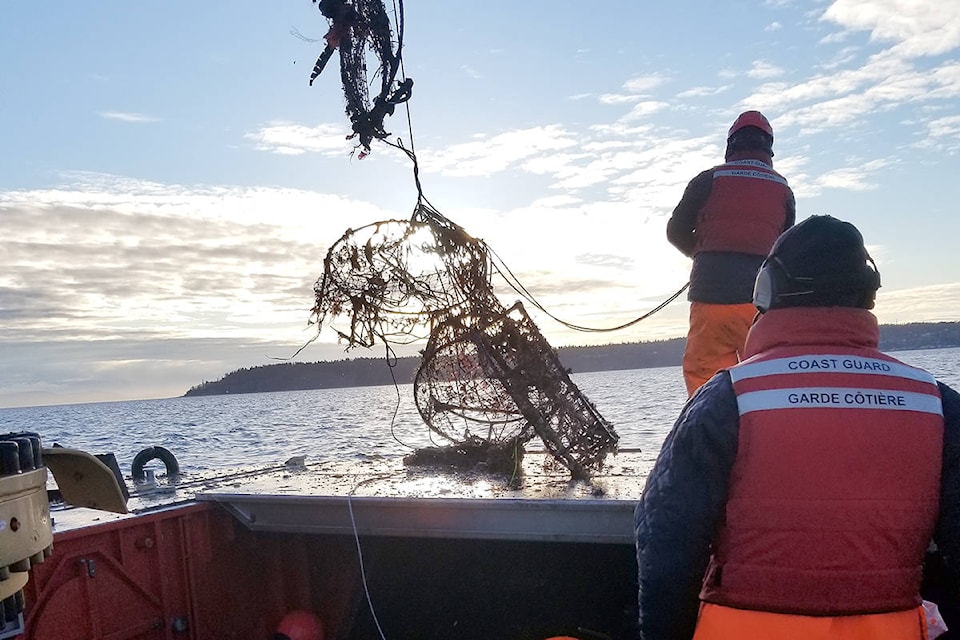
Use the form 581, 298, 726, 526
1, 348, 958, 480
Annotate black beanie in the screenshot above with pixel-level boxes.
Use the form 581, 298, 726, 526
757, 215, 881, 310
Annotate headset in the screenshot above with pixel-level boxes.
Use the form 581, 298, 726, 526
753, 252, 881, 313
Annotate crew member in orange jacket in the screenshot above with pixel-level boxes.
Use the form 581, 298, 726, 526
636, 215, 960, 640
667, 110, 795, 396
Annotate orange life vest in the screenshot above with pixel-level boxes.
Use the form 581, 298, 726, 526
702, 339, 944, 615
694, 159, 791, 256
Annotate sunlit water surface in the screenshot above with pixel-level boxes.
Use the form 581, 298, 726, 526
1, 348, 957, 477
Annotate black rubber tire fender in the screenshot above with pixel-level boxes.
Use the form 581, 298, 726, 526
131, 446, 180, 481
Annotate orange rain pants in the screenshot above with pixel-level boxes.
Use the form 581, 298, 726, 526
693, 603, 929, 640
682, 301, 758, 396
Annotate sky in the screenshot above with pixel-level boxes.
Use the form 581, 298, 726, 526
1, 1, 959, 409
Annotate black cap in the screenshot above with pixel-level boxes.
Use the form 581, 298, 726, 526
753, 215, 881, 312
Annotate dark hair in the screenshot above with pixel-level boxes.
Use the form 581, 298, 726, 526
725, 126, 774, 160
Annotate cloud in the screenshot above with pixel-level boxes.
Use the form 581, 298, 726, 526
622, 74, 669, 95
0, 176, 392, 346
744, 51, 960, 138
394, 2, 957, 223
747, 61, 785, 79
8, 0, 960, 409
617, 101, 671, 123
0, 161, 699, 409
877, 282, 960, 325
599, 93, 641, 105
245, 121, 354, 155
98, 111, 160, 123
917, 114, 960, 152
575, 253, 635, 269
460, 65, 483, 79
419, 125, 579, 176
734, 3, 960, 146
598, 74, 670, 105
0, 175, 413, 408
677, 85, 732, 98
0, 164, 692, 409
2, 205, 312, 342
822, 0, 960, 57
805, 158, 890, 193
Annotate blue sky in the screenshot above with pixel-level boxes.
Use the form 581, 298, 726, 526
2, 1, 959, 409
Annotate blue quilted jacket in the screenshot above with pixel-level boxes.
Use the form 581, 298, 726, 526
635, 370, 960, 640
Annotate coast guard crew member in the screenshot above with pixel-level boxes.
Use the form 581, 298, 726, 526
636, 215, 960, 640
667, 110, 795, 396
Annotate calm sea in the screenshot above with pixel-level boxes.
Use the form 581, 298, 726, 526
1, 348, 958, 480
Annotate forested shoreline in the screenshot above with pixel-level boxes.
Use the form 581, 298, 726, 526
184, 321, 960, 397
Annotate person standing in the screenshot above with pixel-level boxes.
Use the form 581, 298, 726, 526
635, 215, 960, 640
667, 110, 796, 396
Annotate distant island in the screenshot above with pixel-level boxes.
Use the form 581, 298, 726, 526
183, 321, 960, 397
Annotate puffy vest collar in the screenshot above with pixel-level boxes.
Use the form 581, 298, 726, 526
744, 307, 879, 359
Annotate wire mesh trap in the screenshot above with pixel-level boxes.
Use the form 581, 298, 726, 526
312, 203, 619, 480
304, 0, 619, 480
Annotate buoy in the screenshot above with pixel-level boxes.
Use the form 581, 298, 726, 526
131, 446, 180, 482
275, 610, 324, 640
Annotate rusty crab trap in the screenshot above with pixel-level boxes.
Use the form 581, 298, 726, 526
304, 0, 619, 481
310, 203, 619, 482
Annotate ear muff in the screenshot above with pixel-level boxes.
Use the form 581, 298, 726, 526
753, 259, 775, 313
752, 256, 797, 313
753, 253, 881, 313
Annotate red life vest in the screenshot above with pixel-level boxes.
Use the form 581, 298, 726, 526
701, 311, 944, 615
695, 159, 791, 256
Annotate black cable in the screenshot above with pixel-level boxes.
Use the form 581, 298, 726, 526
488, 240, 690, 332
383, 0, 686, 334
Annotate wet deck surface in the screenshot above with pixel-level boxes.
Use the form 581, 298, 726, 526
50, 450, 655, 542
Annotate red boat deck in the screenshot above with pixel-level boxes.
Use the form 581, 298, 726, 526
21, 452, 650, 639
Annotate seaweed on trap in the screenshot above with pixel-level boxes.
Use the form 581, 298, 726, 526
310, 203, 619, 481
307, 0, 412, 158
305, 0, 618, 480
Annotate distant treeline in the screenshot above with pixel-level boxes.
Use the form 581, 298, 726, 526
183, 321, 960, 397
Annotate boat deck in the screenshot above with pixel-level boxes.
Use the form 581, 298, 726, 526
50, 450, 654, 544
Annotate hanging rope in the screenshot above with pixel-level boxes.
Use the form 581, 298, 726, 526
305, 0, 686, 480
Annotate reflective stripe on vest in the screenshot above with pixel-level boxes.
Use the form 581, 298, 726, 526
713, 159, 790, 186
731, 354, 942, 416
730, 354, 937, 385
